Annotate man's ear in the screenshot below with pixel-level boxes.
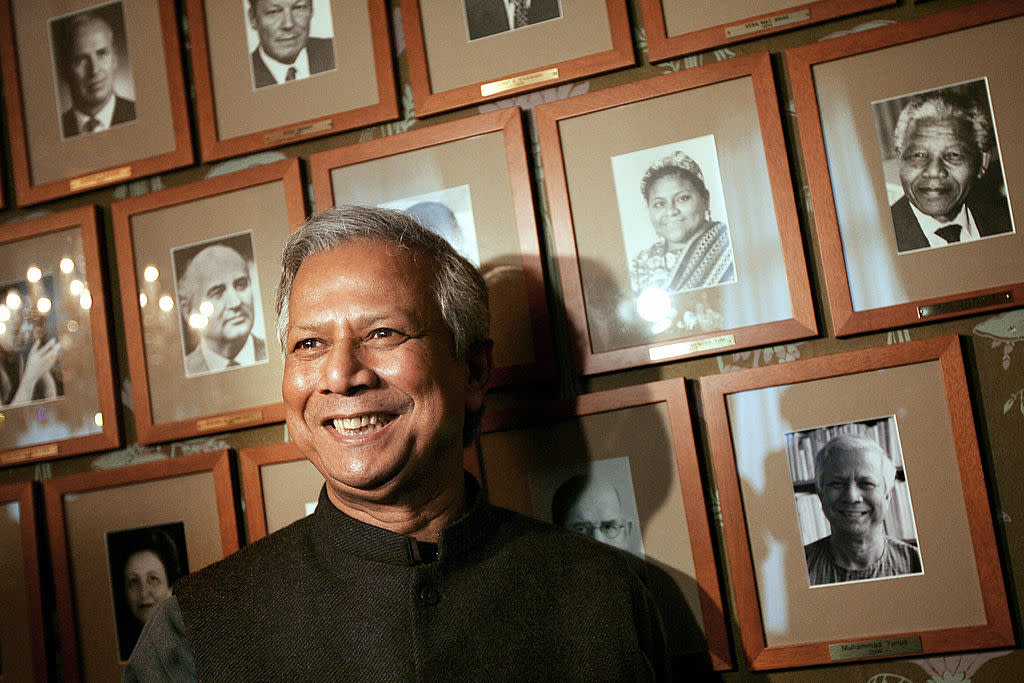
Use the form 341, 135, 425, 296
978, 151, 991, 178
465, 338, 493, 411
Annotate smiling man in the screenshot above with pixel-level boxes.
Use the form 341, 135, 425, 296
248, 0, 335, 88
804, 434, 921, 587
889, 90, 1013, 252
123, 206, 671, 682
57, 10, 136, 137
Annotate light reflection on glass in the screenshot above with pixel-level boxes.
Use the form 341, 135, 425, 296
69, 279, 85, 296
158, 295, 174, 312
60, 258, 75, 274
0, 305, 9, 322
5, 291, 22, 310
26, 266, 42, 283
143, 266, 160, 282
198, 300, 214, 317
95, 412, 104, 427
0, 322, 6, 336
188, 312, 209, 329
635, 287, 675, 334
80, 290, 93, 310
37, 297, 52, 314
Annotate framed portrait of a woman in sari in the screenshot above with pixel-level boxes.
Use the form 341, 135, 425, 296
536, 51, 815, 375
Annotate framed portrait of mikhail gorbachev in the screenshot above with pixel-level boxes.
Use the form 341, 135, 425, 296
44, 450, 238, 682
637, 0, 895, 62
183, 0, 397, 161
0, 0, 192, 206
0, 482, 48, 682
112, 159, 307, 445
786, 0, 1024, 336
398, 0, 634, 117
309, 107, 555, 387
476, 379, 731, 670
535, 51, 815, 375
699, 335, 1012, 670
0, 207, 121, 468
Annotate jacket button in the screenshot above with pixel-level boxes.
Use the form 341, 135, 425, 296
418, 586, 440, 606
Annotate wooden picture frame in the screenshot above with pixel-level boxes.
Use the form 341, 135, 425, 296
309, 107, 554, 387
399, 0, 634, 117
536, 51, 815, 375
0, 0, 192, 206
699, 335, 1012, 670
184, 0, 398, 161
786, 0, 1023, 336
0, 482, 48, 682
111, 159, 306, 444
477, 379, 731, 670
43, 450, 239, 681
638, 0, 894, 62
1, 206, 121, 467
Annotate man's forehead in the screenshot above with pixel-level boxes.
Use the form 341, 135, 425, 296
72, 18, 113, 44
907, 116, 973, 144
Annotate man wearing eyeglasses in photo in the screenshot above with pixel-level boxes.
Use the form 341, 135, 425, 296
551, 473, 640, 556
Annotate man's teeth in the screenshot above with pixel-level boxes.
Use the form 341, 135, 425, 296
333, 415, 388, 433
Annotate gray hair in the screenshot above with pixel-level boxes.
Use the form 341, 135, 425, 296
813, 434, 897, 496
275, 205, 490, 361
892, 91, 994, 157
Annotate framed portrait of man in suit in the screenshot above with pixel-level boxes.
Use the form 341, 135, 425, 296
184, 0, 397, 161
0, 0, 192, 206
787, 1, 1024, 336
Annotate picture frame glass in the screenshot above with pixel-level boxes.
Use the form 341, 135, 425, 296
1, 226, 106, 451
812, 15, 1023, 312
0, 496, 34, 681
480, 402, 709, 655
129, 182, 288, 425
724, 359, 986, 646
558, 77, 791, 354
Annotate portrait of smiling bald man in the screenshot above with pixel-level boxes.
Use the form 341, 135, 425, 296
123, 206, 673, 682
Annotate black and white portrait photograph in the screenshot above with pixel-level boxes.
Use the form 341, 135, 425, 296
170, 231, 269, 378
872, 78, 1015, 253
0, 276, 64, 409
48, 1, 136, 139
531, 456, 645, 559
463, 0, 563, 41
105, 522, 188, 661
787, 417, 923, 588
244, 0, 337, 90
378, 185, 482, 266
612, 135, 737, 304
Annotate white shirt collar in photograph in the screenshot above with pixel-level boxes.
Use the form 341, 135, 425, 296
502, 0, 531, 28
199, 334, 257, 372
257, 44, 310, 84
73, 93, 117, 134
908, 201, 979, 249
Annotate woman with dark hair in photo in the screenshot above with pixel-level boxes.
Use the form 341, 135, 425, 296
110, 526, 187, 661
630, 151, 736, 296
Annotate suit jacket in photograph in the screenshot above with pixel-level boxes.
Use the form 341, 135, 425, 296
184, 335, 267, 376
465, 0, 561, 40
890, 194, 1014, 252
61, 95, 136, 138
250, 37, 336, 89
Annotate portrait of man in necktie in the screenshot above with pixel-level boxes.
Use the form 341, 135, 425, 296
244, 0, 337, 90
872, 79, 1015, 253
48, 2, 137, 139
172, 232, 269, 378
463, 0, 562, 41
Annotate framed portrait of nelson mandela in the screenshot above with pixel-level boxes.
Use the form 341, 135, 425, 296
787, 0, 1024, 336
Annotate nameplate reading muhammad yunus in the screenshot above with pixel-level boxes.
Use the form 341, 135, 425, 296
828, 636, 923, 662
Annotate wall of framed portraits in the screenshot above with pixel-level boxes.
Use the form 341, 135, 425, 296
0, 0, 1022, 680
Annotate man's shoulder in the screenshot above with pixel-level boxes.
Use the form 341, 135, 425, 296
252, 334, 267, 359
968, 192, 1014, 236
184, 347, 207, 373
306, 37, 336, 73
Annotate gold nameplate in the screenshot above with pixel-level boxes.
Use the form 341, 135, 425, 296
197, 410, 263, 432
69, 165, 132, 191
725, 9, 811, 38
1, 442, 60, 466
918, 291, 1012, 318
265, 118, 333, 144
480, 68, 559, 97
829, 636, 922, 662
649, 334, 736, 361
